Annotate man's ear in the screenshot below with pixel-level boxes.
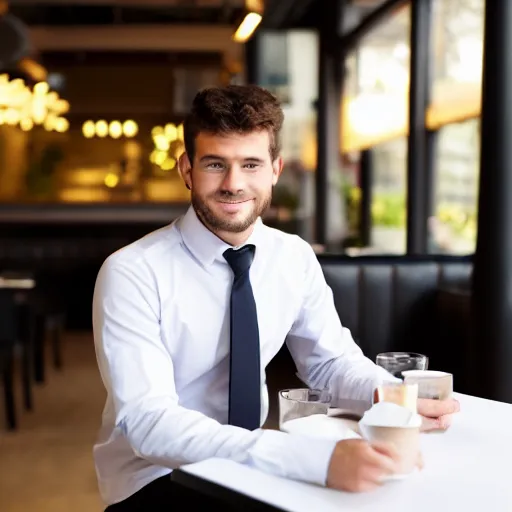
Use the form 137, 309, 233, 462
272, 157, 284, 186
178, 153, 192, 190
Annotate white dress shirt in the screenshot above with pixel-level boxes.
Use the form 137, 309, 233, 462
92, 206, 395, 505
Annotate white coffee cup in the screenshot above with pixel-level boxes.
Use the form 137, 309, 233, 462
359, 403, 422, 477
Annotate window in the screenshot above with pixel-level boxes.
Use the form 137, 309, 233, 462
342, 5, 410, 254
427, 0, 484, 128
428, 0, 483, 254
257, 31, 291, 104
430, 119, 479, 254
342, 4, 410, 153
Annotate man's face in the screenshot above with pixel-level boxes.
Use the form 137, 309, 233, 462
179, 130, 282, 236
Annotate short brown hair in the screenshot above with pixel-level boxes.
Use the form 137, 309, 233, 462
183, 85, 284, 162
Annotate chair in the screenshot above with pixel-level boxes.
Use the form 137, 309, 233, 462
0, 289, 19, 430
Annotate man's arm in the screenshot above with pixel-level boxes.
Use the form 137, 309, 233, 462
285, 242, 460, 431
92, 257, 336, 486
286, 243, 398, 404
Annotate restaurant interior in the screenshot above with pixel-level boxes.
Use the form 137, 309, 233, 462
1, 0, 511, 510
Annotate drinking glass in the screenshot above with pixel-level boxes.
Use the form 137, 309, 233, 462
278, 388, 331, 430
376, 352, 428, 379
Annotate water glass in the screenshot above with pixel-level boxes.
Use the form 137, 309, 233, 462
278, 388, 331, 429
376, 352, 428, 379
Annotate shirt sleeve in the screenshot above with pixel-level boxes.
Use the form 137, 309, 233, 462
286, 242, 400, 404
93, 257, 337, 488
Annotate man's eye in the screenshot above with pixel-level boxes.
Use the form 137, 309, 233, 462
244, 164, 258, 170
206, 163, 224, 170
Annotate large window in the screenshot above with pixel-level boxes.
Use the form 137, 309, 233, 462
342, 4, 410, 154
342, 0, 484, 255
371, 137, 408, 253
430, 119, 479, 254
428, 0, 484, 128
342, 5, 410, 254
429, 0, 484, 254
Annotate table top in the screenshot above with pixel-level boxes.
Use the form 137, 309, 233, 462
174, 393, 512, 512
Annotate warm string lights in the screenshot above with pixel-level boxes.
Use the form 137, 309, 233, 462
0, 74, 70, 132
150, 123, 185, 172
82, 119, 138, 139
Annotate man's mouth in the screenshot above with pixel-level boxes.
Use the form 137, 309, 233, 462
218, 199, 252, 204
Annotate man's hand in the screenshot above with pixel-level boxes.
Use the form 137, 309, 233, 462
326, 439, 421, 492
418, 397, 460, 432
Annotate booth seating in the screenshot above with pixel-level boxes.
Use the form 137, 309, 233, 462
318, 254, 472, 363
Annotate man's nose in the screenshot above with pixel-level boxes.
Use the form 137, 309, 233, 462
221, 167, 245, 193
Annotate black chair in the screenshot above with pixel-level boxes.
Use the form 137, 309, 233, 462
0, 289, 20, 430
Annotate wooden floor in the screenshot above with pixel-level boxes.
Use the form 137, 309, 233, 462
0, 332, 105, 512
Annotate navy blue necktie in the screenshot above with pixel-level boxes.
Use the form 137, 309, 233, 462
223, 244, 261, 430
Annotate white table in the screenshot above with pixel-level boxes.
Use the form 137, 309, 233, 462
173, 393, 512, 511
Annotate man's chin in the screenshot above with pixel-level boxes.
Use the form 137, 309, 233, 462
211, 212, 254, 233
192, 194, 269, 234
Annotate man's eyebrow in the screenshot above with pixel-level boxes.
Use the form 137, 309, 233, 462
199, 154, 225, 162
243, 157, 265, 163
199, 155, 266, 163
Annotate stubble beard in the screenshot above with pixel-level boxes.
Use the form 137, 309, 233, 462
191, 190, 272, 234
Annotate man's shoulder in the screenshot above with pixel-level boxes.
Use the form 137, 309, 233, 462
260, 224, 317, 268
102, 222, 180, 273
262, 224, 314, 253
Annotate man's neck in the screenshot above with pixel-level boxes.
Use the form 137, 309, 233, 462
212, 226, 255, 248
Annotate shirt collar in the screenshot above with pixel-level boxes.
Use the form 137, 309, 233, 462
177, 206, 266, 268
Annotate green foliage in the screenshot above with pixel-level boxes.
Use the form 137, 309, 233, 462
437, 202, 477, 241
343, 184, 477, 242
342, 185, 406, 229
371, 191, 406, 228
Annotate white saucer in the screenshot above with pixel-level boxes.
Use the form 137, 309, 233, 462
280, 414, 361, 441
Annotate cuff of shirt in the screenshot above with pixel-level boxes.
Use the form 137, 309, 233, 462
246, 429, 337, 486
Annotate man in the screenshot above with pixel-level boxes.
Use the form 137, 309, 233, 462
93, 85, 459, 510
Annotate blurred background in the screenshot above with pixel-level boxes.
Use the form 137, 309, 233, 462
0, 0, 482, 259
0, 0, 490, 510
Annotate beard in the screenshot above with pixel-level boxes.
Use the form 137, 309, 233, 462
191, 189, 272, 234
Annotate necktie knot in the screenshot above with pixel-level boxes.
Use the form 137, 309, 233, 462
223, 245, 255, 278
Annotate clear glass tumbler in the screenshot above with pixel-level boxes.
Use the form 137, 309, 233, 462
376, 352, 429, 379
278, 388, 331, 430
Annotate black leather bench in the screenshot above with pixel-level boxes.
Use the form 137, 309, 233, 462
318, 254, 472, 363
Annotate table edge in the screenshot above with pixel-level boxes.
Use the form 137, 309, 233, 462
171, 468, 287, 512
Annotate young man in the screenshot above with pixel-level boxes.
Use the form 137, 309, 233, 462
93, 85, 459, 511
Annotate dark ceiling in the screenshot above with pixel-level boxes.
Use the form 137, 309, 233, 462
8, 4, 244, 25
7, 0, 326, 29
7, 0, 390, 32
